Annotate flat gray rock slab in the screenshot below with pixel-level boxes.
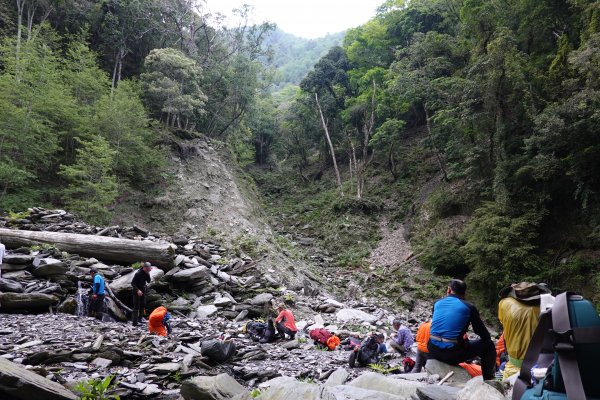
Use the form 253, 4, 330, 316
417, 385, 461, 400
348, 372, 424, 397
0, 357, 77, 400
323, 385, 404, 400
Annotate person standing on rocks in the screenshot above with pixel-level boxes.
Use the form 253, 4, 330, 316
389, 319, 414, 355
274, 304, 297, 340
0, 239, 5, 279
131, 262, 152, 326
88, 268, 106, 321
428, 279, 496, 380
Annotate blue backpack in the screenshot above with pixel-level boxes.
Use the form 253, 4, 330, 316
513, 292, 600, 400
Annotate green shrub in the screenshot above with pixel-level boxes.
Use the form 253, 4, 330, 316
462, 202, 545, 306
428, 188, 461, 219
416, 236, 468, 277
73, 375, 120, 400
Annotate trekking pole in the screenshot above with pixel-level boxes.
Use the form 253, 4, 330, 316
438, 371, 454, 385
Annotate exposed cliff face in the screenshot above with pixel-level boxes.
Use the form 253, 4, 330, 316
110, 138, 314, 289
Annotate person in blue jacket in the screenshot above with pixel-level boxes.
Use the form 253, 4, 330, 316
88, 268, 106, 321
428, 279, 496, 380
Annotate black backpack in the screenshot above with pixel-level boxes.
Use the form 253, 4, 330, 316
245, 321, 267, 341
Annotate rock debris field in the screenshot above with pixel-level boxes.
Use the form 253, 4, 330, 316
0, 208, 510, 399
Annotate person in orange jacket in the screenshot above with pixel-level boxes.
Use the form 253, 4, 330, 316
148, 306, 172, 336
413, 321, 431, 373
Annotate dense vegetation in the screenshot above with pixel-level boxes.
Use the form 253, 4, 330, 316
0, 0, 274, 222
251, 0, 600, 308
1, 0, 599, 308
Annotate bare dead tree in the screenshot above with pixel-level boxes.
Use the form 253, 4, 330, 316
315, 92, 343, 196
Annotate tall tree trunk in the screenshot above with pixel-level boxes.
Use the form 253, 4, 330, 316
424, 105, 448, 181
315, 93, 343, 196
15, 0, 25, 76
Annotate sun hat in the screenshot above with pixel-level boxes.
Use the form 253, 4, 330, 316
498, 282, 552, 303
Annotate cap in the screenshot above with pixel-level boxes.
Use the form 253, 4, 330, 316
142, 261, 152, 268
89, 267, 98, 274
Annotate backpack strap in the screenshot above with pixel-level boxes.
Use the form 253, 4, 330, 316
552, 292, 587, 400
512, 309, 553, 400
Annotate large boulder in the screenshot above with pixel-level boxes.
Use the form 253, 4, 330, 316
324, 368, 349, 387
31, 261, 68, 278
0, 293, 59, 311
57, 297, 77, 314
0, 278, 23, 293
335, 308, 377, 323
196, 305, 218, 319
347, 372, 424, 398
424, 360, 473, 385
249, 293, 273, 305
254, 376, 321, 400
456, 377, 506, 400
2, 254, 34, 265
109, 268, 164, 295
180, 373, 245, 400
171, 266, 209, 283
0, 357, 78, 400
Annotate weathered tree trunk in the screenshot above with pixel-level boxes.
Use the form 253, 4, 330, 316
424, 106, 448, 182
315, 92, 343, 196
0, 229, 175, 269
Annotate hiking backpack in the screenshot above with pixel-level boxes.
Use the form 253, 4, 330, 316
310, 328, 332, 345
513, 292, 600, 400
245, 321, 267, 341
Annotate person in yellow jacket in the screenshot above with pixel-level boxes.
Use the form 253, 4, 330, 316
498, 282, 552, 379
148, 306, 172, 337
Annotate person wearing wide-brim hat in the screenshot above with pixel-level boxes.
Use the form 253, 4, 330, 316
498, 282, 553, 379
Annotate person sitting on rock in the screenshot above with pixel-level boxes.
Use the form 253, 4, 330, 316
148, 306, 172, 336
131, 261, 152, 326
428, 279, 496, 380
349, 332, 386, 368
88, 268, 105, 321
274, 304, 297, 340
389, 319, 414, 355
497, 282, 551, 379
413, 321, 431, 373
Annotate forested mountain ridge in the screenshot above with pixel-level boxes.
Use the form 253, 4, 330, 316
264, 29, 344, 90
0, 0, 599, 312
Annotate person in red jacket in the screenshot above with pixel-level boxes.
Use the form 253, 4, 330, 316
274, 304, 297, 340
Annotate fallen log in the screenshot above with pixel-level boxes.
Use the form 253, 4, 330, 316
0, 229, 176, 270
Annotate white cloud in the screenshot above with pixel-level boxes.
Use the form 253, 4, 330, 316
205, 0, 384, 39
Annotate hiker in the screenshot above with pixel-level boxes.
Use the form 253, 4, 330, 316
428, 279, 496, 380
389, 319, 414, 355
148, 306, 172, 336
413, 321, 431, 373
0, 239, 5, 277
274, 304, 297, 340
309, 328, 341, 351
88, 268, 105, 321
498, 282, 551, 379
349, 332, 386, 368
131, 261, 152, 326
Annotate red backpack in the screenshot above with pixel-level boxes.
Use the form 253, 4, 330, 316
310, 328, 332, 345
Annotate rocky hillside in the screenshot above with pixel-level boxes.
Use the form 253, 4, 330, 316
0, 208, 510, 400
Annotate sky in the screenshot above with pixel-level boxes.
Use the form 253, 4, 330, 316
204, 0, 384, 39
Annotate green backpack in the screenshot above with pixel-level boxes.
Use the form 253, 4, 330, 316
513, 292, 600, 400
